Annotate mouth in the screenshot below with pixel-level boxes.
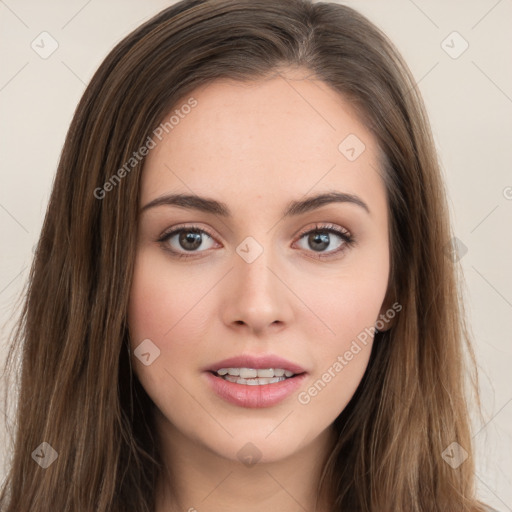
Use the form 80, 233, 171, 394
203, 354, 308, 407
209, 367, 305, 386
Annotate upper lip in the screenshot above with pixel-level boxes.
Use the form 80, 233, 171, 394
204, 354, 307, 374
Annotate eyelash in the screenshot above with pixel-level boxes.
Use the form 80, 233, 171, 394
157, 223, 355, 260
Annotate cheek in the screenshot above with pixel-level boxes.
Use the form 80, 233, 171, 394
303, 254, 389, 349
127, 251, 205, 415
295, 247, 388, 407
128, 248, 200, 341
127, 248, 215, 376
296, 283, 381, 415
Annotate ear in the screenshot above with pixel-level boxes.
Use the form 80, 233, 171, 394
376, 285, 400, 332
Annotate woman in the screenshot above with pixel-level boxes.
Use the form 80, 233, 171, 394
0, 0, 495, 510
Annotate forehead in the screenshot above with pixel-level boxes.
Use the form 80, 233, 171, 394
140, 72, 385, 210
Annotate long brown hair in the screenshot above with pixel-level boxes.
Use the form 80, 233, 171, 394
0, 0, 490, 510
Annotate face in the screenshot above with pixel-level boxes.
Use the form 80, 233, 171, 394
127, 69, 392, 464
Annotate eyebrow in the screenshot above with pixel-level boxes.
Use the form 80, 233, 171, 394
141, 191, 370, 217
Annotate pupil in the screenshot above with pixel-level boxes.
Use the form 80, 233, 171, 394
179, 231, 202, 250
309, 232, 329, 251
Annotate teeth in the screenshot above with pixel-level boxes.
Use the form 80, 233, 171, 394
215, 367, 297, 378
239, 368, 258, 379
255, 368, 274, 378
223, 375, 287, 385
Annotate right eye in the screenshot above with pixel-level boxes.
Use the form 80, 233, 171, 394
158, 225, 219, 258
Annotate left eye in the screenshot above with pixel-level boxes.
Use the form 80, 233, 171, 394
294, 225, 353, 255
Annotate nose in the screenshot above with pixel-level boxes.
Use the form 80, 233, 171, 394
221, 245, 294, 336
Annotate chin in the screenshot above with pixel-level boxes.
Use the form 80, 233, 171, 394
196, 422, 326, 466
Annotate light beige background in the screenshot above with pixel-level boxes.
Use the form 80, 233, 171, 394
0, 0, 511, 509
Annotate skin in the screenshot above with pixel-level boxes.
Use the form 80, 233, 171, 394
127, 67, 394, 512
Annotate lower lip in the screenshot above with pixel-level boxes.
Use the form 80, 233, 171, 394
203, 371, 307, 408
